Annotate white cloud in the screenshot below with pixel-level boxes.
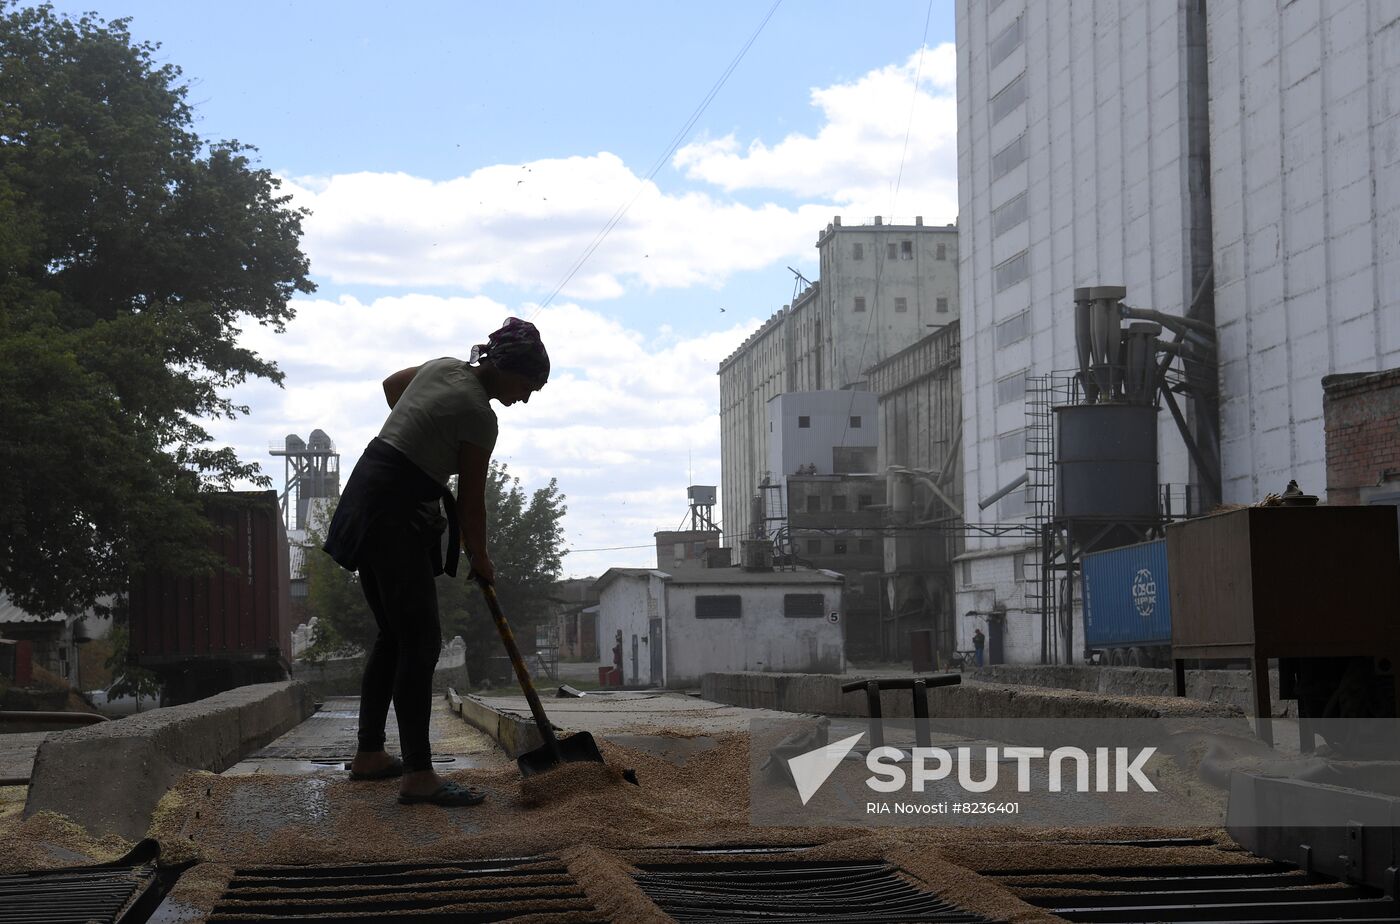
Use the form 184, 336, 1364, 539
280, 159, 832, 299
673, 45, 958, 220
211, 297, 758, 578
274, 45, 957, 300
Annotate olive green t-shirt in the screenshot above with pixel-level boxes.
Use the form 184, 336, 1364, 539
377, 358, 498, 485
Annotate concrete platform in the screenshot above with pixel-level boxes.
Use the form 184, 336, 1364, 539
224, 694, 505, 776
453, 689, 805, 758
24, 681, 316, 840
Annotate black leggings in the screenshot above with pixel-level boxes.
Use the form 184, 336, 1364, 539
355, 520, 442, 772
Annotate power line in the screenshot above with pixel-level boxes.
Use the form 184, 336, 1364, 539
530, 0, 783, 318
834, 3, 936, 453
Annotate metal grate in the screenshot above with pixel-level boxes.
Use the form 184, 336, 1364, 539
988, 860, 1400, 923
634, 860, 992, 923
0, 838, 163, 924
207, 855, 604, 923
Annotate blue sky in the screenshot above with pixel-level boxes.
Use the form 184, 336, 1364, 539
46, 0, 959, 577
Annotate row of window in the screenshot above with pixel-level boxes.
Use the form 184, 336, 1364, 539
852, 296, 950, 313
851, 241, 949, 261
804, 493, 876, 512
695, 593, 828, 619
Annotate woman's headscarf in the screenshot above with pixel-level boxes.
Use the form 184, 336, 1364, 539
470, 317, 550, 386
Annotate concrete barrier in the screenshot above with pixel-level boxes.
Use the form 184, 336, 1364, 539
24, 681, 316, 840
292, 656, 470, 700
701, 671, 1243, 720
970, 664, 1295, 717
452, 689, 543, 758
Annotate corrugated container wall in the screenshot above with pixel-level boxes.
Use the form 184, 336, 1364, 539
130, 491, 292, 663
1080, 539, 1173, 650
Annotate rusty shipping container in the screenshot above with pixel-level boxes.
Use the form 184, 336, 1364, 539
129, 491, 292, 671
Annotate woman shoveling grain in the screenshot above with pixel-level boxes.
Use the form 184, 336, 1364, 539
323, 318, 549, 807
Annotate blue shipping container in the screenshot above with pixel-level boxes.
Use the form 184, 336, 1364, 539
1081, 539, 1172, 649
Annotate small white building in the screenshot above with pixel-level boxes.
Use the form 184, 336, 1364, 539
592, 565, 846, 688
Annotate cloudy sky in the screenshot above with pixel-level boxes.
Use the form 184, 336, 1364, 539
53, 0, 958, 578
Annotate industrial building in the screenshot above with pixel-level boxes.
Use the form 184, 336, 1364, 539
867, 322, 964, 663
591, 563, 845, 689
955, 0, 1400, 663
718, 217, 959, 553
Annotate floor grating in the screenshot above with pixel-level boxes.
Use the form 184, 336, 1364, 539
0, 839, 165, 924
988, 861, 1400, 923
633, 860, 992, 923
206, 856, 604, 923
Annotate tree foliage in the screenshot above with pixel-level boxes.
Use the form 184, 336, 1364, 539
0, 3, 315, 616
303, 462, 568, 684
439, 465, 568, 683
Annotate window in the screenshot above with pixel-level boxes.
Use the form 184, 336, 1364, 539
833, 541, 848, 554
996, 370, 1027, 406
852, 242, 864, 260
989, 16, 1023, 69
693, 541, 707, 556
992, 134, 1027, 180
887, 242, 898, 260
830, 494, 847, 511
784, 594, 824, 618
857, 493, 873, 509
853, 296, 866, 313
696, 595, 741, 619
996, 311, 1031, 348
936, 243, 947, 261
894, 297, 908, 313
858, 538, 875, 555
995, 251, 1029, 291
673, 543, 686, 559
936, 297, 949, 314
960, 560, 972, 586
993, 192, 1028, 237
807, 539, 822, 555
806, 495, 821, 513
991, 73, 1026, 124
900, 240, 913, 260
996, 429, 1026, 464
798, 415, 811, 428
1013, 552, 1026, 581
849, 415, 862, 429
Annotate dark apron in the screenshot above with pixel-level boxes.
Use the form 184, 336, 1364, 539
323, 438, 461, 577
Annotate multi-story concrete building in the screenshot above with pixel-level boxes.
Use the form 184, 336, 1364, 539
719, 217, 959, 553
956, 0, 1400, 662
868, 322, 964, 663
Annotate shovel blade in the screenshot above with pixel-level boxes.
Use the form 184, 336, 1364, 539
517, 730, 606, 778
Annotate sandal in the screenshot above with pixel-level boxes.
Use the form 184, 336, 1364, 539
346, 756, 405, 780
397, 781, 486, 807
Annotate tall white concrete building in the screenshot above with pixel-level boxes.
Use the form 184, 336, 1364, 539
719, 218, 959, 550
955, 0, 1400, 663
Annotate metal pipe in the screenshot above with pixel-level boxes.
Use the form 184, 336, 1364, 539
977, 472, 1029, 511
0, 710, 108, 725
1160, 384, 1223, 502
1121, 305, 1216, 337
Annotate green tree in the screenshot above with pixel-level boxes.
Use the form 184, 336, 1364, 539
102, 622, 160, 709
439, 464, 568, 684
0, 4, 315, 617
302, 462, 568, 684
300, 500, 374, 662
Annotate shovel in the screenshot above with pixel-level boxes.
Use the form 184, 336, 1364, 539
475, 576, 610, 779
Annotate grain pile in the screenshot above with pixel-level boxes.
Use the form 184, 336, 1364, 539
0, 809, 133, 873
